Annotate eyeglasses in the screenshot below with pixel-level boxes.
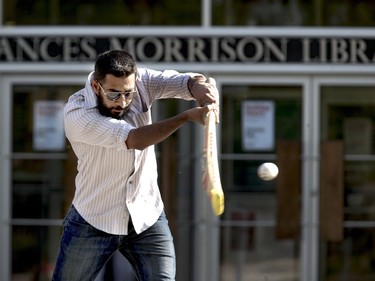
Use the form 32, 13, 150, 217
97, 82, 137, 101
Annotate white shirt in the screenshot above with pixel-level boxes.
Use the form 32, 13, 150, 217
64, 68, 196, 234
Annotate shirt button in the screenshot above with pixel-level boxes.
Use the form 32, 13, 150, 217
129, 181, 133, 184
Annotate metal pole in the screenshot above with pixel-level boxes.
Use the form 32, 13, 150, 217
202, 0, 212, 28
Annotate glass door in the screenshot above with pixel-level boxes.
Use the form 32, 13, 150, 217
218, 76, 310, 281
318, 78, 375, 281
1, 75, 84, 281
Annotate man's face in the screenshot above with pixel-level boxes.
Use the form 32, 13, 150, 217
92, 73, 137, 119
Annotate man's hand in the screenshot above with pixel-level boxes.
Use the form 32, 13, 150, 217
188, 76, 219, 107
186, 104, 219, 125
188, 76, 220, 124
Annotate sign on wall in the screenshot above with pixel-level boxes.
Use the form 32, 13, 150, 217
242, 100, 275, 151
33, 100, 65, 151
1, 35, 375, 64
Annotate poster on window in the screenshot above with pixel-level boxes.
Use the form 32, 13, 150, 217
33, 100, 65, 151
242, 100, 275, 151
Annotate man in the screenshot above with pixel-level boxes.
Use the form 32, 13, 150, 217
52, 50, 219, 281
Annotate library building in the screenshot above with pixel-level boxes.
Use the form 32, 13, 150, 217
2, 1, 375, 280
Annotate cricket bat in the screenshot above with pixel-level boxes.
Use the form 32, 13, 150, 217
202, 77, 224, 216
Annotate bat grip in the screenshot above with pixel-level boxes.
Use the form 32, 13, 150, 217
204, 77, 220, 123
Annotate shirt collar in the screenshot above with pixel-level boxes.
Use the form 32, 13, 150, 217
85, 71, 99, 109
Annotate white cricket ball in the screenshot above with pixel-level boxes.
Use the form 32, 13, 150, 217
257, 162, 279, 181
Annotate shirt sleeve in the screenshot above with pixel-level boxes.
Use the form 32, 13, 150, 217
137, 68, 202, 103
64, 93, 134, 151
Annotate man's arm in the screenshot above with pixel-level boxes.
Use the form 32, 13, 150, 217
126, 105, 216, 150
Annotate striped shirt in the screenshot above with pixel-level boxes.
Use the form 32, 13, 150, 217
64, 68, 196, 234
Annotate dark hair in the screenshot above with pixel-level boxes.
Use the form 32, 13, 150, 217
93, 50, 137, 82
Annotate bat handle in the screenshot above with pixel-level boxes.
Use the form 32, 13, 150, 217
206, 77, 216, 86
205, 77, 219, 123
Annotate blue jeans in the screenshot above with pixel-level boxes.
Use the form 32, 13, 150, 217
52, 205, 176, 281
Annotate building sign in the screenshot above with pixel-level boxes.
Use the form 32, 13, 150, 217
242, 100, 275, 151
1, 35, 375, 64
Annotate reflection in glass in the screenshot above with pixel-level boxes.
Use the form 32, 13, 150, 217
220, 84, 302, 280
4, 0, 201, 26
320, 85, 375, 280
212, 0, 375, 26
12, 159, 68, 219
12, 225, 61, 280
221, 225, 300, 280
11, 84, 79, 279
12, 85, 80, 153
321, 228, 375, 280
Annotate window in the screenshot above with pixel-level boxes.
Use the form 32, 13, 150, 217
3, 0, 201, 26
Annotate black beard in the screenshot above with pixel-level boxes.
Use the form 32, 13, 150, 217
97, 94, 127, 119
